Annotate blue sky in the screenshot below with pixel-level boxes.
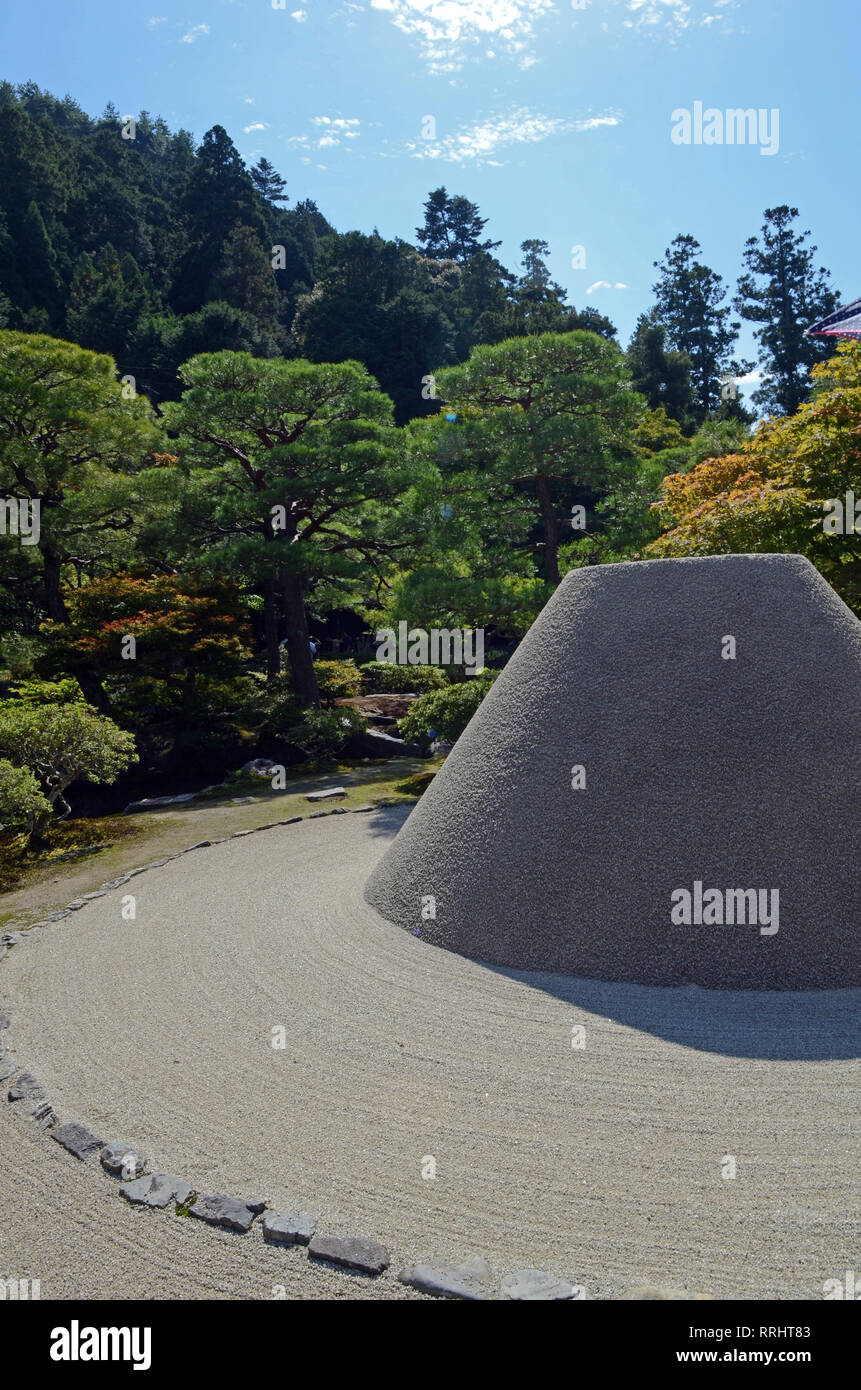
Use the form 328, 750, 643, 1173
2, 0, 858, 372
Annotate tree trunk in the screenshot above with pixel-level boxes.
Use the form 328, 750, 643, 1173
535, 473, 561, 586
282, 569, 320, 707
76, 669, 112, 716
41, 542, 68, 622
263, 578, 280, 682
39, 541, 111, 713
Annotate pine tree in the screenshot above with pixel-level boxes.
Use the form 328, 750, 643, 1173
508, 239, 572, 334
416, 188, 500, 263
250, 156, 288, 204
65, 245, 153, 361
567, 306, 617, 340
208, 222, 281, 327
627, 313, 696, 429
652, 234, 744, 421
734, 205, 838, 416
173, 125, 262, 312
0, 207, 24, 308
16, 200, 64, 326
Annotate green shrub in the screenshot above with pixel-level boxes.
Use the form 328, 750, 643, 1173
0, 702, 137, 832
8, 677, 84, 706
398, 674, 498, 746
277, 655, 364, 703
0, 758, 51, 833
361, 662, 448, 695
285, 706, 366, 760
312, 659, 363, 701
0, 633, 43, 681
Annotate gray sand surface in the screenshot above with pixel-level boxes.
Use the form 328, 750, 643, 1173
1, 808, 857, 1299
368, 555, 861, 988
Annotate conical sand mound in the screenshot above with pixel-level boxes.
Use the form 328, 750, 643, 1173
366, 555, 861, 989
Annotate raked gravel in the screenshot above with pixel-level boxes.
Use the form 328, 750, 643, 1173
0, 806, 857, 1300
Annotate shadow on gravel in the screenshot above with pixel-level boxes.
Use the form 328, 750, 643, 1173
363, 804, 414, 838
486, 966, 861, 1061
360, 803, 859, 1060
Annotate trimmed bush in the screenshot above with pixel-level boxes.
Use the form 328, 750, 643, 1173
312, 659, 363, 701
361, 662, 448, 695
0, 702, 137, 832
0, 758, 51, 833
398, 674, 497, 746
287, 706, 366, 760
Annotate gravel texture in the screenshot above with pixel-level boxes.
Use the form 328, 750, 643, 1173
0, 806, 857, 1299
366, 554, 861, 989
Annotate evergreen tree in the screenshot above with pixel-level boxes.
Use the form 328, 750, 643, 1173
626, 313, 696, 430
735, 205, 839, 416
65, 245, 153, 363
652, 234, 744, 421
416, 187, 500, 263
250, 156, 288, 204
162, 352, 407, 702
173, 125, 262, 312
208, 222, 281, 328
451, 249, 513, 352
0, 207, 25, 308
507, 239, 573, 335
566, 306, 618, 340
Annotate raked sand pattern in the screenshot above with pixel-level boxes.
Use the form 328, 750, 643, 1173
0, 808, 857, 1300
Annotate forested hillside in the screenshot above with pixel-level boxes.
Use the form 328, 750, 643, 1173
0, 80, 851, 846
0, 81, 624, 423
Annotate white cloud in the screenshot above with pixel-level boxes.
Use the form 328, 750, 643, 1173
369, 0, 555, 74
405, 107, 621, 164
181, 23, 210, 43
244, 97, 256, 104
146, 17, 168, 29
291, 8, 308, 20
621, 0, 738, 38
587, 280, 628, 293
244, 122, 269, 133
366, 0, 738, 71
289, 116, 362, 151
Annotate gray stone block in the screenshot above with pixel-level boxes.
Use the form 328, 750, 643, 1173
120, 1173, 193, 1208
262, 1210, 317, 1246
51, 1122, 105, 1160
188, 1194, 264, 1232
308, 1234, 390, 1275
501, 1269, 579, 1300
100, 1141, 147, 1178
399, 1257, 489, 1300
8, 1071, 44, 1102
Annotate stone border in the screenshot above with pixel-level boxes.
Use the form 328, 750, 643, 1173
0, 809, 704, 1302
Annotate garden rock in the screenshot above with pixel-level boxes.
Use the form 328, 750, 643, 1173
51, 1122, 105, 1160
8, 1071, 44, 1102
188, 1194, 265, 1232
501, 1269, 580, 1300
120, 1173, 193, 1208
398, 1257, 489, 1300
262, 1211, 317, 1245
308, 1234, 390, 1275
100, 1141, 147, 1178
